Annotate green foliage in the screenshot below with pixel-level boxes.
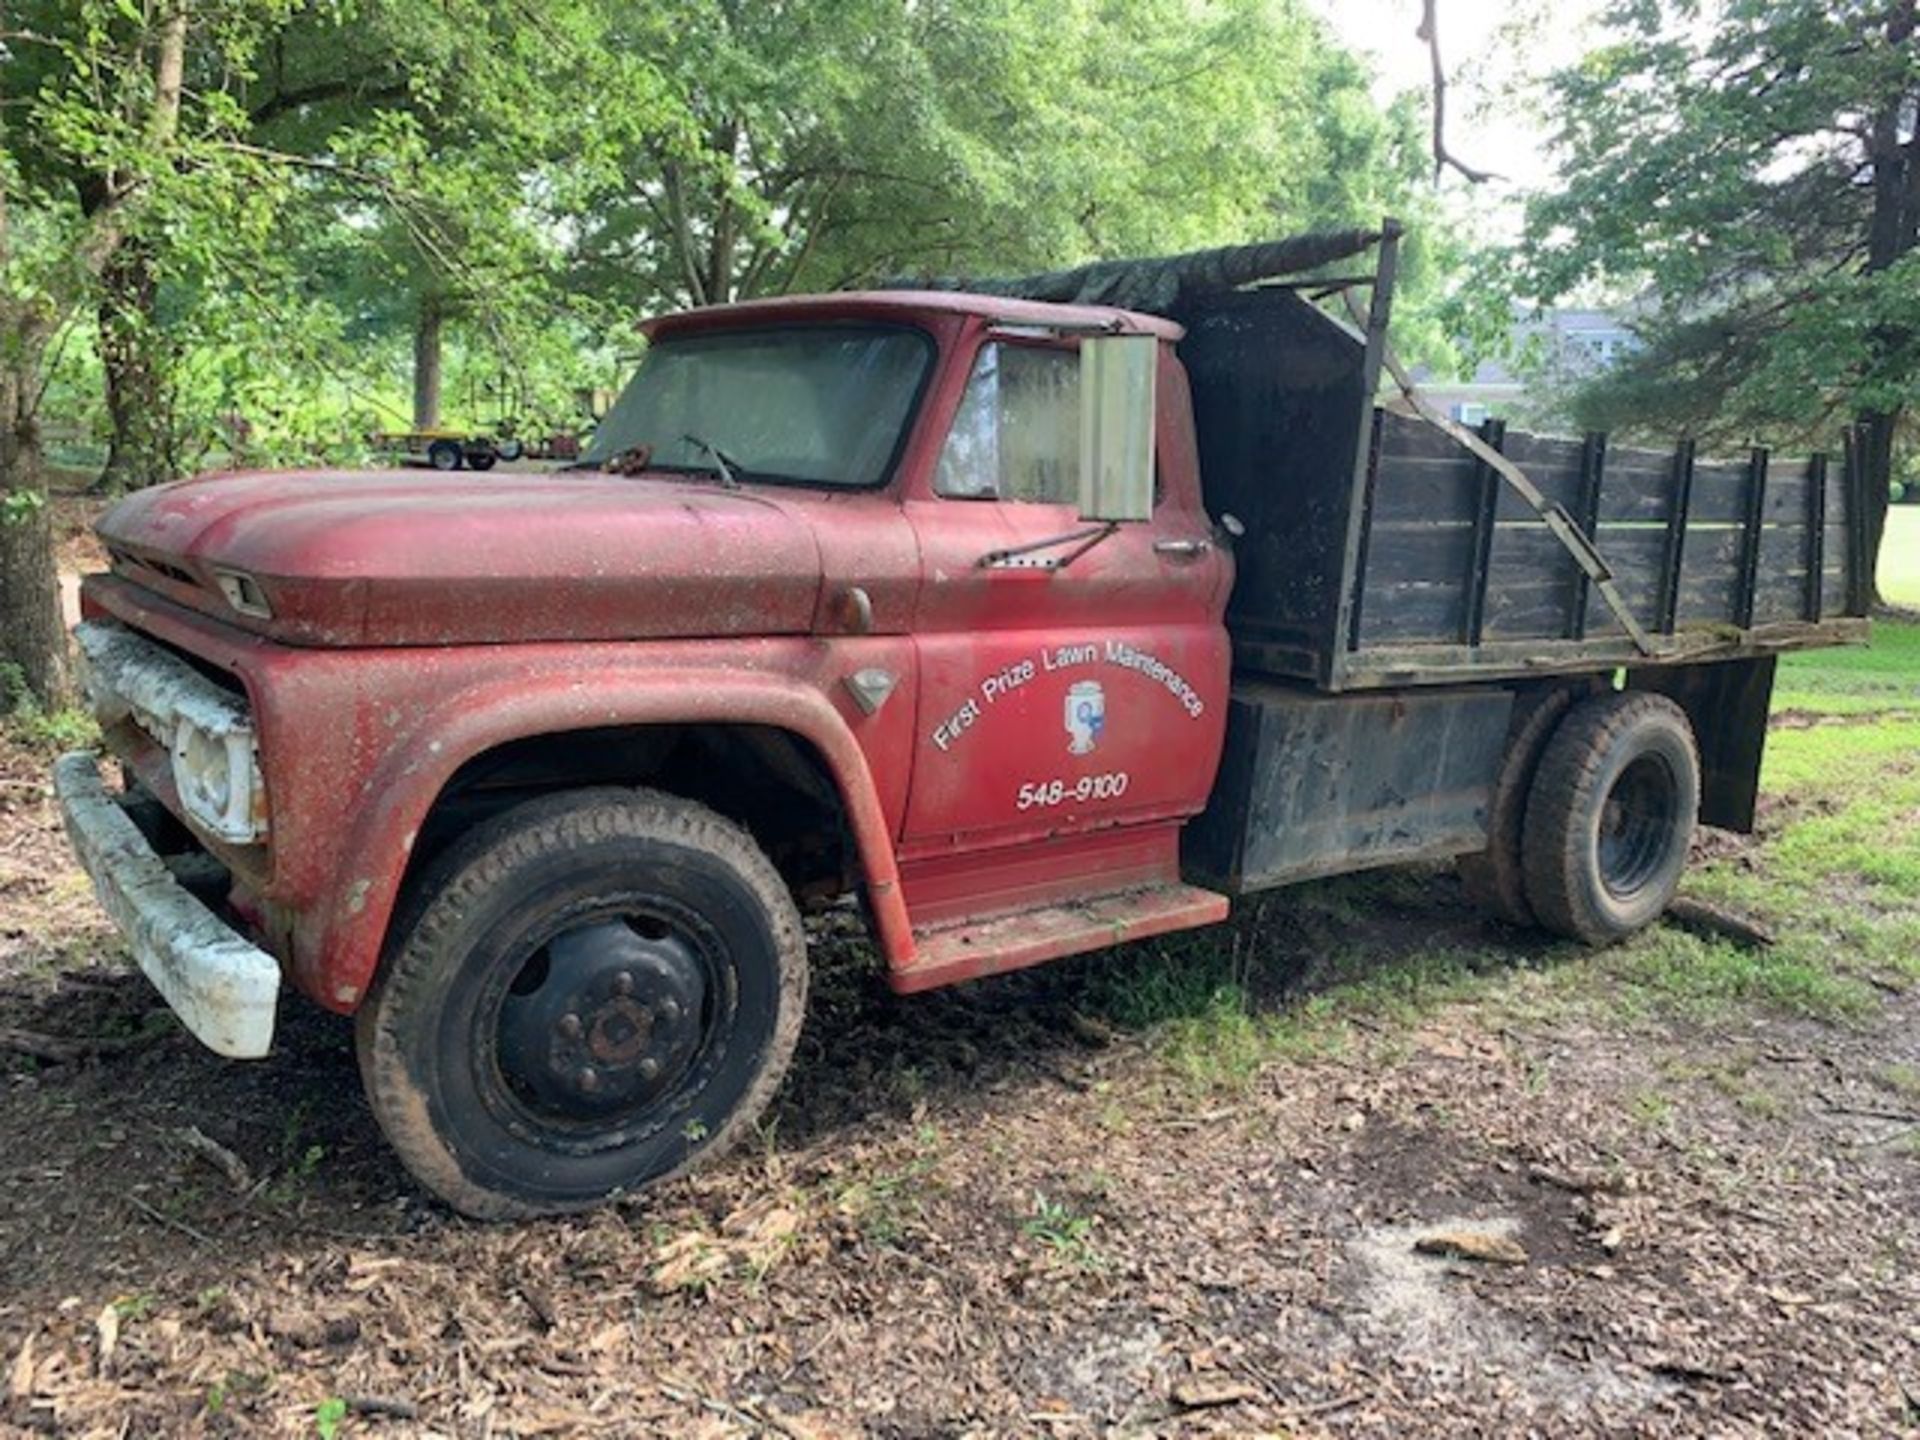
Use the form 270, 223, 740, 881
0, 490, 46, 527
1511, 0, 1920, 451
6, 0, 1471, 480
573, 0, 1444, 305
313, 1395, 347, 1440
1021, 1191, 1104, 1270
1, 659, 99, 750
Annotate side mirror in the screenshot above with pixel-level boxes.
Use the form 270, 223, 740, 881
1079, 334, 1156, 523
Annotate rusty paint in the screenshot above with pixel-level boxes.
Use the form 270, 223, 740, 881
72, 292, 1234, 1029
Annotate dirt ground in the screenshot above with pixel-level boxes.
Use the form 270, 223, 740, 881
4, 717, 1919, 1439
4, 515, 1918, 1435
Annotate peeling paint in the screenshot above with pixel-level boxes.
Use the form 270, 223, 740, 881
52, 752, 279, 1058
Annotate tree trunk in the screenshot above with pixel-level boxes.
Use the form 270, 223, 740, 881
0, 369, 67, 706
413, 294, 444, 430
1859, 408, 1898, 606
96, 242, 175, 494
0, 97, 66, 706
1860, 2, 1917, 603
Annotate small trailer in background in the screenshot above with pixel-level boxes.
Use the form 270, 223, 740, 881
370, 427, 505, 471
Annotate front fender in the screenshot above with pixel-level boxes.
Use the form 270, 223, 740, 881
303, 638, 919, 1009
79, 578, 919, 1013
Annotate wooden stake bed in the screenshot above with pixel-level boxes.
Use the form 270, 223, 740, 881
1172, 275, 1873, 693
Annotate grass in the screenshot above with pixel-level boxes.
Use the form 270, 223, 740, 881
1020, 1192, 1105, 1271
1774, 621, 1920, 715
1, 659, 99, 752
1088, 590, 1920, 1089
1770, 506, 1920, 713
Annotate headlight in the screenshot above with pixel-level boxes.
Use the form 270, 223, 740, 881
170, 718, 265, 843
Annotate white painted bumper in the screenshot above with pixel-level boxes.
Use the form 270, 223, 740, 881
53, 751, 279, 1058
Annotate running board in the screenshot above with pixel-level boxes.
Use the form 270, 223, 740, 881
890, 883, 1229, 994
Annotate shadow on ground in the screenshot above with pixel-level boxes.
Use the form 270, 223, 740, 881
0, 862, 1551, 1306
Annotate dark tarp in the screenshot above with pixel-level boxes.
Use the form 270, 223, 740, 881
884, 227, 1383, 316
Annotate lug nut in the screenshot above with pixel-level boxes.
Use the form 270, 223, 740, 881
577, 1067, 600, 1094
558, 1013, 583, 1040
639, 1058, 660, 1081
660, 999, 681, 1023
612, 972, 635, 997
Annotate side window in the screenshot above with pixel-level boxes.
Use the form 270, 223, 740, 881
934, 343, 1079, 503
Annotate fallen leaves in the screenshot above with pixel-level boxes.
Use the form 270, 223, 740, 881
1170, 1376, 1261, 1410
650, 1192, 810, 1294
92, 1305, 117, 1378
1413, 1228, 1529, 1266
8, 1332, 34, 1400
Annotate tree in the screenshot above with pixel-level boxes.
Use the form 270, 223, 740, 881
1516, 0, 1919, 595
0, 0, 686, 700
2, 0, 205, 699
569, 0, 1445, 314
235, 1, 687, 437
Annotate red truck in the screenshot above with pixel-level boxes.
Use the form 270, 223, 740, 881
56, 227, 1870, 1217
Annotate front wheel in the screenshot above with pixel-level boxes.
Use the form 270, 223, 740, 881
356, 789, 807, 1219
1521, 692, 1699, 945
426, 438, 463, 471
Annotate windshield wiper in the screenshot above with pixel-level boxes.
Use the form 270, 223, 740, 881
682, 433, 742, 490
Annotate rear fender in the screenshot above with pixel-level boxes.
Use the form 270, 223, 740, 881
1627, 655, 1776, 832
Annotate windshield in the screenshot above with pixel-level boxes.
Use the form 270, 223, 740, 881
584, 325, 931, 488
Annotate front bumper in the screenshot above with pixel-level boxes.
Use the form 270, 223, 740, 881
53, 752, 279, 1058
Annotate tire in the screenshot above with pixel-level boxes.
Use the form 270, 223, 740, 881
426, 439, 463, 471
356, 788, 807, 1219
465, 447, 498, 472
1521, 692, 1699, 945
496, 439, 525, 462
1459, 687, 1577, 927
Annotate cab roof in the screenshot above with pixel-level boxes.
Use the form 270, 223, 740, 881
642, 289, 1185, 342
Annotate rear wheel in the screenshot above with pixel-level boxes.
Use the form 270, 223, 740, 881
1459, 687, 1578, 927
1521, 692, 1699, 945
426, 439, 463, 471
356, 788, 807, 1219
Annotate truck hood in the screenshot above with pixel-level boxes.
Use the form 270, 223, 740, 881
95, 469, 826, 646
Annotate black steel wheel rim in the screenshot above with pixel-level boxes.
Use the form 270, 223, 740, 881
1597, 753, 1677, 899
476, 899, 734, 1155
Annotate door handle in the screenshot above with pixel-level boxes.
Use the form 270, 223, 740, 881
1153, 538, 1210, 559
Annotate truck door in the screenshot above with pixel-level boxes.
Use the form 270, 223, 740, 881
900, 334, 1231, 854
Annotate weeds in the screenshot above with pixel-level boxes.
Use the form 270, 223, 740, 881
1627, 1088, 1674, 1128
314, 1396, 347, 1439
1021, 1192, 1104, 1271
1880, 1063, 1920, 1103
832, 1130, 942, 1245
